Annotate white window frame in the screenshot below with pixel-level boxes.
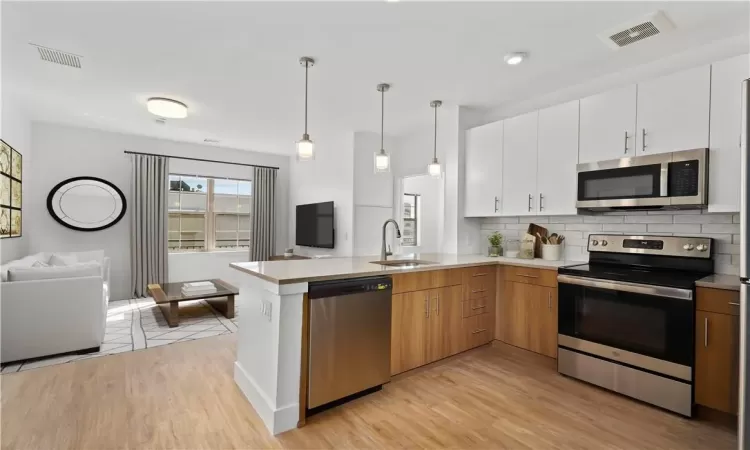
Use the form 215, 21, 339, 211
168, 174, 252, 253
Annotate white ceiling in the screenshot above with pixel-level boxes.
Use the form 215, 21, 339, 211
3, 1, 748, 156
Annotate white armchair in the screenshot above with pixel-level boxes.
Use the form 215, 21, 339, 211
0, 253, 110, 364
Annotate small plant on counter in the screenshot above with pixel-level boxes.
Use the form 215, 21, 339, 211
488, 232, 503, 257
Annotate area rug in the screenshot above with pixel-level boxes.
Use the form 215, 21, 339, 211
1, 297, 238, 374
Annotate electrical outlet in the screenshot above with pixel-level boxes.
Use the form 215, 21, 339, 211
261, 300, 272, 322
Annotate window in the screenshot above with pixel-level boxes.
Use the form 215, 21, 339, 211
168, 175, 252, 252
402, 193, 418, 247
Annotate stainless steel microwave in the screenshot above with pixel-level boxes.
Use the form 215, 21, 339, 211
576, 148, 708, 211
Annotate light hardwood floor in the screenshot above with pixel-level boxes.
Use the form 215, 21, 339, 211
1, 335, 736, 449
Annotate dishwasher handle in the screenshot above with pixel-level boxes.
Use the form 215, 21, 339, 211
308, 276, 393, 299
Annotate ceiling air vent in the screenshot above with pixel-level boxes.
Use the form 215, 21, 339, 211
30, 43, 82, 68
598, 11, 675, 50
204, 138, 220, 144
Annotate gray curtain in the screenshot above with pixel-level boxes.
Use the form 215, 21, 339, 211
130, 154, 169, 297
250, 167, 277, 261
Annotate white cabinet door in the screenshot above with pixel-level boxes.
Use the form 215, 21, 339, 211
579, 85, 637, 164
501, 111, 538, 216
464, 121, 503, 217
709, 54, 749, 213
635, 65, 711, 155
537, 100, 580, 216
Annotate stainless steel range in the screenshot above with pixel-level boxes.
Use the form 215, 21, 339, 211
557, 234, 714, 417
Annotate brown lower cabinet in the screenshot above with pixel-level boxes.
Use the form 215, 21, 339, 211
497, 280, 558, 358
391, 285, 466, 375
695, 286, 740, 414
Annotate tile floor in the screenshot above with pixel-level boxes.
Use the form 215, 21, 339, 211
1, 296, 238, 373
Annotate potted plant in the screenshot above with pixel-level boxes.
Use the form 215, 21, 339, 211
488, 232, 503, 257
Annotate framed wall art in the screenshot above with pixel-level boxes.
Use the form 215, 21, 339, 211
0, 140, 22, 238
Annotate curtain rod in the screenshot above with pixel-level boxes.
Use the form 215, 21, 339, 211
123, 150, 280, 170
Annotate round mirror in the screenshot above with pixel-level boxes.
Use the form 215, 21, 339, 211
47, 177, 126, 231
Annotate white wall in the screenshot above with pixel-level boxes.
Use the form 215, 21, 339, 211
0, 93, 31, 263
288, 132, 354, 257
28, 122, 291, 300
352, 131, 394, 256
401, 174, 443, 254
480, 211, 741, 275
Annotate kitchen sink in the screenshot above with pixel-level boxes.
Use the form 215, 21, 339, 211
370, 259, 438, 267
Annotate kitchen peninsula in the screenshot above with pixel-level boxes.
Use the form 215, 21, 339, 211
229, 254, 571, 435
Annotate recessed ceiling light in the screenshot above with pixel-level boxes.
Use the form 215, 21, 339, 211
385, 0, 400, 2
147, 97, 188, 119
504, 52, 527, 65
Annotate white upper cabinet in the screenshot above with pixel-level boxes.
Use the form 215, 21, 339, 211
536, 100, 580, 216
708, 54, 749, 213
579, 85, 637, 164
464, 121, 504, 217
502, 111, 538, 216
635, 65, 711, 155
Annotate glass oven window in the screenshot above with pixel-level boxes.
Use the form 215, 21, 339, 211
558, 283, 693, 366
578, 164, 662, 201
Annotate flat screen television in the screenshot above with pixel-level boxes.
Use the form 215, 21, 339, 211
295, 201, 335, 249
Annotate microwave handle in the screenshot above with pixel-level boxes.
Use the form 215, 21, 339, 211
660, 162, 669, 197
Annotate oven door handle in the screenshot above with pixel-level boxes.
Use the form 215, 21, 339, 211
557, 274, 693, 301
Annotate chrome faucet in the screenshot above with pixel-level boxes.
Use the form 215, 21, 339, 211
381, 219, 402, 261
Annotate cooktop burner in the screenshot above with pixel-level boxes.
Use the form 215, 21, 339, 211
558, 263, 705, 290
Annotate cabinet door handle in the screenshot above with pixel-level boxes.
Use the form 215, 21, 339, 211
642, 128, 647, 151
548, 292, 551, 310
425, 294, 429, 319
471, 289, 487, 293
704, 317, 708, 348
471, 305, 486, 310
539, 193, 544, 211
624, 131, 629, 154
494, 196, 499, 213
437, 294, 440, 316
516, 273, 539, 279
472, 273, 488, 277
528, 194, 533, 212
472, 328, 487, 334
729, 302, 741, 306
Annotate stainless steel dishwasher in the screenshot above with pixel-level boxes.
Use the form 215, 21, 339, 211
307, 276, 392, 410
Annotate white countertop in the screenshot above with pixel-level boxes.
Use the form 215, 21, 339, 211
230, 253, 579, 285
696, 274, 741, 291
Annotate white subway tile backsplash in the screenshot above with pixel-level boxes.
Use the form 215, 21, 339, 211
565, 223, 603, 232
647, 223, 701, 233
624, 215, 673, 224
583, 216, 625, 224
602, 224, 648, 233
702, 223, 741, 234
674, 214, 733, 224
479, 209, 741, 275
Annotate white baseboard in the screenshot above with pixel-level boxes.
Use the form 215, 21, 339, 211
233, 361, 299, 435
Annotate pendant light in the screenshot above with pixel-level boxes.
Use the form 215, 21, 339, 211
296, 57, 315, 161
427, 100, 442, 177
374, 83, 391, 173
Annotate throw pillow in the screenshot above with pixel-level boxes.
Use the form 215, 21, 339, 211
49, 254, 78, 266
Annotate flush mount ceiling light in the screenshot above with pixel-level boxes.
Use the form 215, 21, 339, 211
427, 100, 442, 178
147, 97, 188, 119
296, 56, 316, 161
374, 83, 391, 173
504, 52, 527, 65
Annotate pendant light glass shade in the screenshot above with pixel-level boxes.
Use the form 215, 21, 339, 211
374, 149, 390, 172
427, 100, 442, 178
296, 134, 314, 161
374, 83, 391, 173
296, 57, 315, 161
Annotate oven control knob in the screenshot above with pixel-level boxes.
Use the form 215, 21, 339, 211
696, 244, 708, 252
601, 240, 608, 247
591, 240, 599, 246
683, 244, 695, 251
